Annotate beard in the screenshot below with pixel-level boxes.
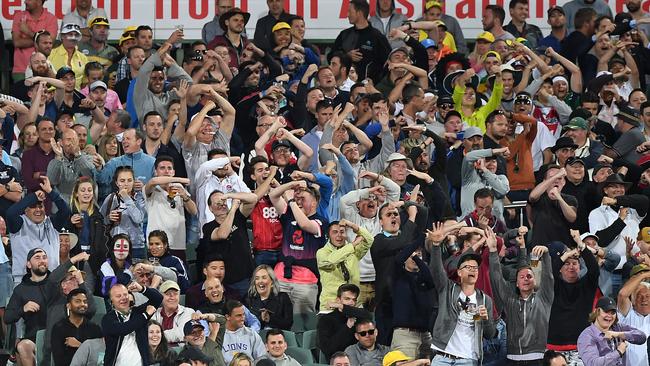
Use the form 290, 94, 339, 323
627, 2, 641, 12
31, 267, 48, 276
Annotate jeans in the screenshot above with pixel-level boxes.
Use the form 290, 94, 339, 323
277, 281, 318, 313
254, 250, 280, 267
482, 318, 507, 366
431, 354, 478, 366
390, 328, 433, 359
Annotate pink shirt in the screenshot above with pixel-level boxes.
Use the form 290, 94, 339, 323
12, 9, 59, 74
80, 86, 123, 113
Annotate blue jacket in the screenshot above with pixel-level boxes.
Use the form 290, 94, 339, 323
94, 150, 155, 201
156, 253, 191, 293
102, 287, 163, 366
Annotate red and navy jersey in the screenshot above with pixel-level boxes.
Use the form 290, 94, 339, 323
251, 196, 283, 252
280, 210, 328, 260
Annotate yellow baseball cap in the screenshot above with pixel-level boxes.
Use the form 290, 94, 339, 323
88, 16, 110, 28
383, 351, 412, 366
425, 1, 442, 10
121, 26, 138, 37
484, 50, 502, 62
119, 35, 135, 46
272, 22, 291, 32
477, 31, 495, 43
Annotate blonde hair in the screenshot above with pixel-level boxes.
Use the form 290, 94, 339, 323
228, 353, 253, 366
588, 308, 618, 326
70, 178, 97, 216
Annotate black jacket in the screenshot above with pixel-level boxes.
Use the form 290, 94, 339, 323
317, 305, 371, 360
102, 287, 163, 366
4, 259, 78, 341
51, 317, 103, 366
244, 291, 293, 330
67, 204, 108, 276
329, 24, 391, 83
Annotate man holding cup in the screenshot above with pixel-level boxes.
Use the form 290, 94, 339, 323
145, 156, 196, 260
426, 223, 497, 365
487, 227, 554, 365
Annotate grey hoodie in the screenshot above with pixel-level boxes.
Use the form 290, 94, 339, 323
429, 245, 497, 360
369, 0, 408, 49
489, 249, 554, 359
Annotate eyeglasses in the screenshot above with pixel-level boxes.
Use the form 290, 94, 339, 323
438, 103, 453, 109
356, 329, 375, 336
460, 265, 479, 271
274, 147, 291, 154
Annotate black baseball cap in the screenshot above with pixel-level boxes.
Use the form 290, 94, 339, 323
458, 252, 482, 268
595, 296, 617, 312
547, 5, 565, 16
177, 346, 214, 363
272, 139, 292, 151
55, 67, 75, 79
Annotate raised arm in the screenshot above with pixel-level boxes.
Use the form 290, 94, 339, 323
277, 128, 313, 171
183, 100, 216, 149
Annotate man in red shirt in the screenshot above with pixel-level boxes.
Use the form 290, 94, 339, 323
248, 156, 283, 266
11, 0, 58, 81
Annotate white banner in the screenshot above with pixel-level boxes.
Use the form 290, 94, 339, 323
0, 0, 641, 41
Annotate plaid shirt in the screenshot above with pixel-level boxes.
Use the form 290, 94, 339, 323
116, 56, 130, 82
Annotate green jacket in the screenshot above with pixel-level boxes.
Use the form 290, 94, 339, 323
316, 227, 374, 311
453, 80, 504, 133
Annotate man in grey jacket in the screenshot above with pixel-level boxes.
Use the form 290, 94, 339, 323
133, 29, 193, 123
487, 227, 554, 365
426, 223, 497, 365
47, 129, 95, 203
369, 0, 407, 49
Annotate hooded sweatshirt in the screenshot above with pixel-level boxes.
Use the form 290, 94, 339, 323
222, 326, 266, 363
368, 0, 407, 49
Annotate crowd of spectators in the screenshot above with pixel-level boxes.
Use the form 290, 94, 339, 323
5, 0, 650, 365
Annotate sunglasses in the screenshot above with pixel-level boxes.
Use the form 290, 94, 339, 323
514, 97, 532, 105
61, 24, 81, 33
91, 17, 110, 26
356, 329, 375, 336
122, 30, 136, 38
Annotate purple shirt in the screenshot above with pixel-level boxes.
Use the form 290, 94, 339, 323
21, 145, 54, 192
577, 323, 646, 366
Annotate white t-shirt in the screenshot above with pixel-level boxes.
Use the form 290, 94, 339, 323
618, 308, 650, 366
115, 312, 143, 366
432, 292, 479, 360
145, 185, 187, 250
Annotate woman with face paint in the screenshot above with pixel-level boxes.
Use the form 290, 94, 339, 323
100, 166, 146, 259
98, 234, 134, 298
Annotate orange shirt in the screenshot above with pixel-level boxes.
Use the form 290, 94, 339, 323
12, 9, 59, 74
501, 121, 537, 190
